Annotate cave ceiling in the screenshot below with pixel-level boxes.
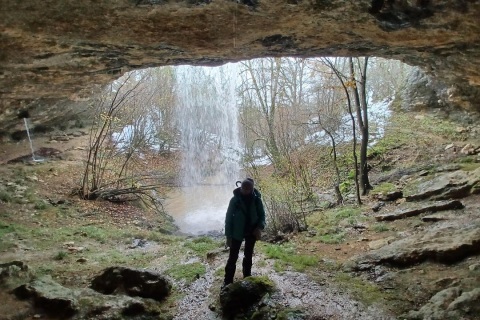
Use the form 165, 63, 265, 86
0, 0, 479, 133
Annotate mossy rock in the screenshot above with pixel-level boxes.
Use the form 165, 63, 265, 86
219, 276, 275, 317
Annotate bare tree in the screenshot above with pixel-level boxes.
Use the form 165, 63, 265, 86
349, 57, 373, 195
78, 71, 171, 214
321, 58, 362, 204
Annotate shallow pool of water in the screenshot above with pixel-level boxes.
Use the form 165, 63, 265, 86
164, 184, 233, 235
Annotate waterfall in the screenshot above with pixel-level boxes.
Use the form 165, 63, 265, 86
176, 64, 240, 186
166, 64, 241, 234
23, 118, 38, 162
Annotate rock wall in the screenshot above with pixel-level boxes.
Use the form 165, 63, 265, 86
1, 0, 479, 134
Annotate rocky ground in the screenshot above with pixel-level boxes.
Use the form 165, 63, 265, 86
0, 110, 479, 320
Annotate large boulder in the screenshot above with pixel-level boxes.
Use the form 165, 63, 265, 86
90, 266, 172, 301
404, 168, 480, 202
0, 261, 31, 287
219, 276, 275, 317
13, 276, 79, 317
352, 223, 480, 268
13, 275, 165, 319
406, 287, 480, 320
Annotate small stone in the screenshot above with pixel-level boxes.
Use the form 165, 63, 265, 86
63, 241, 75, 247
77, 258, 87, 263
33, 314, 42, 319
371, 202, 385, 212
469, 263, 480, 271
434, 277, 457, 288
460, 143, 473, 154
368, 237, 395, 250
445, 143, 455, 150
418, 170, 429, 176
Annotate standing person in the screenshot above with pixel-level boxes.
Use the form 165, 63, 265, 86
223, 178, 266, 288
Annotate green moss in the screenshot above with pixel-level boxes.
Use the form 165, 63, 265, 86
246, 275, 275, 290
165, 262, 206, 284
372, 182, 397, 194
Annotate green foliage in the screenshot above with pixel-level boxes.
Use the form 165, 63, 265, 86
334, 272, 386, 305
0, 190, 12, 203
262, 243, 317, 272
165, 262, 206, 284
183, 236, 220, 257
96, 249, 156, 267
372, 223, 390, 233
458, 156, 477, 164
459, 162, 480, 171
339, 181, 352, 194
0, 221, 15, 237
307, 206, 363, 244
308, 206, 362, 227
34, 200, 48, 210
317, 232, 346, 244
78, 226, 110, 243
418, 116, 463, 140
258, 176, 311, 235
54, 251, 68, 260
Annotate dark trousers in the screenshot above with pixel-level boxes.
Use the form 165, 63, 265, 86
224, 235, 256, 285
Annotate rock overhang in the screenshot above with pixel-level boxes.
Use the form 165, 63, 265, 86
1, 0, 479, 134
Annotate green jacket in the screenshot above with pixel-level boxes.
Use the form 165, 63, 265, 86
225, 188, 266, 241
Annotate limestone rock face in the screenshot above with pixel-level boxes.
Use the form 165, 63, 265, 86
352, 223, 480, 268
0, 0, 480, 133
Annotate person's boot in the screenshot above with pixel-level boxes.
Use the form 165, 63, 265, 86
221, 280, 231, 291
223, 264, 235, 289
242, 257, 252, 278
